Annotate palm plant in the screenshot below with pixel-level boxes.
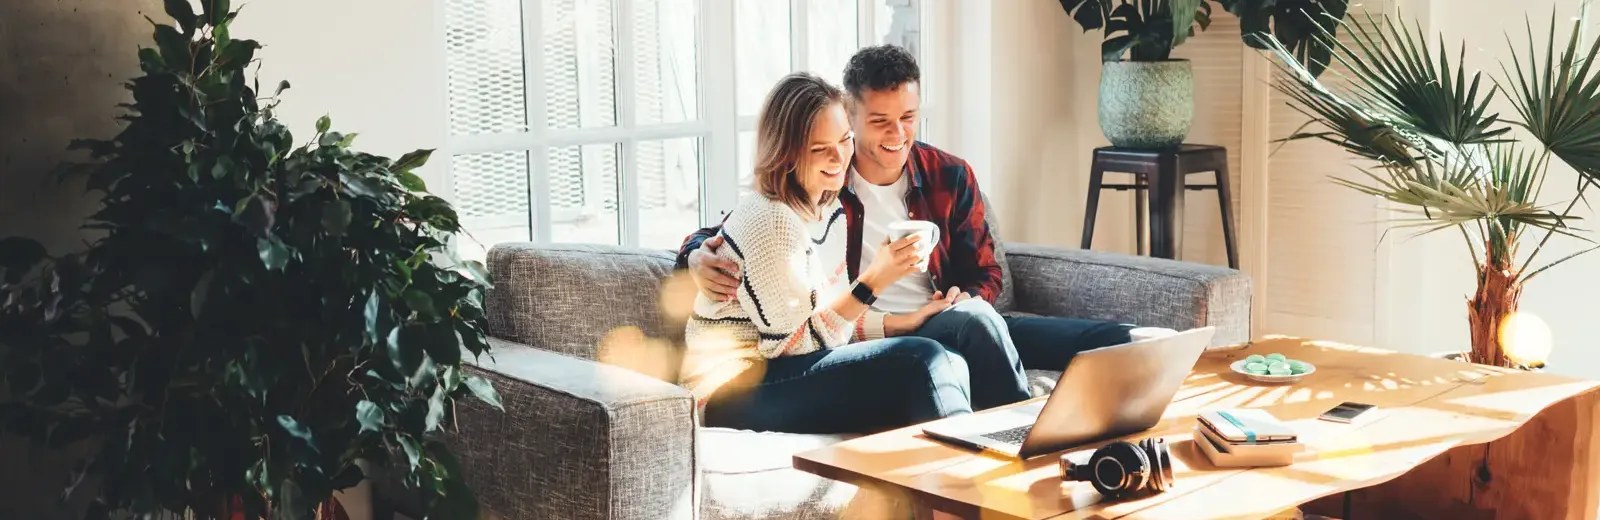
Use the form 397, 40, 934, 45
1259, 9, 1600, 369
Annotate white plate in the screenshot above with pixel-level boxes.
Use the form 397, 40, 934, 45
1230, 359, 1315, 384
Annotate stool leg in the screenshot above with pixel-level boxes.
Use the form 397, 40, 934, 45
1081, 162, 1106, 250
1149, 155, 1184, 261
1216, 163, 1239, 269
1135, 173, 1147, 256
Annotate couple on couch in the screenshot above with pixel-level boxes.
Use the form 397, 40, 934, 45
673, 45, 1134, 436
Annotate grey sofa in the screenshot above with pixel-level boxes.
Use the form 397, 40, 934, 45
397, 235, 1251, 520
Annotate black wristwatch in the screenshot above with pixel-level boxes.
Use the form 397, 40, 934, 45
850, 280, 878, 305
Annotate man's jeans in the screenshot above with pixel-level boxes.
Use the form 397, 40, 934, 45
702, 337, 975, 435
913, 299, 1133, 410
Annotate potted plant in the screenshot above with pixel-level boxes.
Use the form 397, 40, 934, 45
1259, 10, 1600, 369
0, 1, 500, 519
1056, 0, 1349, 148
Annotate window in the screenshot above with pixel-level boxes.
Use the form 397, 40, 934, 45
444, 0, 934, 260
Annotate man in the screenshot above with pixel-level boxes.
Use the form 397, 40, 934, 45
675, 45, 1132, 411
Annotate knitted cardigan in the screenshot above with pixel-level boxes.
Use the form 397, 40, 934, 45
680, 195, 859, 412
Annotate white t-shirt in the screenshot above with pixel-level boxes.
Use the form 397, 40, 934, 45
849, 170, 935, 314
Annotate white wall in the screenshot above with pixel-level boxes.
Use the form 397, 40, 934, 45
229, 0, 449, 189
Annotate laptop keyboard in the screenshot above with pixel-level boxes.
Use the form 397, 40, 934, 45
981, 424, 1034, 446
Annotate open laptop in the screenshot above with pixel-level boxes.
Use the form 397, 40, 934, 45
922, 326, 1216, 460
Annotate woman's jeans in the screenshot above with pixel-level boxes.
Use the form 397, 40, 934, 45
702, 337, 974, 435
701, 300, 1133, 434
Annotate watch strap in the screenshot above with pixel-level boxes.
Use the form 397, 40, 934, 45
850, 281, 878, 306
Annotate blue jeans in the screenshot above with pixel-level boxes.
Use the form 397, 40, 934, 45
701, 337, 974, 435
913, 299, 1133, 410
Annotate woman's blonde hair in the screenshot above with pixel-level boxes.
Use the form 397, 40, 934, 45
752, 72, 846, 213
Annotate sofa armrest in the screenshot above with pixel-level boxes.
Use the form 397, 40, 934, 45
1004, 244, 1252, 347
442, 337, 697, 520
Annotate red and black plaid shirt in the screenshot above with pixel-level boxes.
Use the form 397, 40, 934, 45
675, 141, 1004, 303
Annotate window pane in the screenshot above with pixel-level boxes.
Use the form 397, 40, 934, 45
549, 144, 621, 244
452, 151, 531, 263
807, 0, 858, 88
445, 0, 526, 135
875, 0, 921, 58
735, 0, 791, 116
634, 0, 699, 125
544, 0, 619, 129
638, 138, 703, 248
737, 130, 756, 194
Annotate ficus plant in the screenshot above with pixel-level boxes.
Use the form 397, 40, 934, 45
0, 1, 499, 519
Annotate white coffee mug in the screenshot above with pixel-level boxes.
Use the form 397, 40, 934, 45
887, 220, 940, 271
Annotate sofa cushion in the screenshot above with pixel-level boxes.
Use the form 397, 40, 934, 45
485, 243, 687, 379
697, 428, 912, 520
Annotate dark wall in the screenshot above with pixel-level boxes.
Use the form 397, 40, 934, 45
0, 0, 161, 518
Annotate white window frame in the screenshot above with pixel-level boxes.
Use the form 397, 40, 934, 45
439, 0, 943, 248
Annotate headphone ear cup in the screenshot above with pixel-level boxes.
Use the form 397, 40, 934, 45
1139, 438, 1173, 492
1086, 441, 1146, 498
1154, 439, 1174, 491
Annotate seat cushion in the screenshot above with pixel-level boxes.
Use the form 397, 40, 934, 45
697, 428, 913, 520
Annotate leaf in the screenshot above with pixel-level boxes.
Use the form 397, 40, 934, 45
163, 0, 197, 33
211, 155, 238, 180
356, 400, 384, 434
273, 479, 303, 520
457, 321, 490, 358
464, 375, 503, 411
393, 149, 435, 174
458, 259, 491, 287
319, 131, 344, 147
424, 442, 480, 520
276, 415, 319, 454
234, 193, 276, 237
388, 323, 427, 375
443, 365, 462, 393
399, 435, 422, 469
402, 288, 437, 321
214, 19, 230, 51
1169, 0, 1203, 48
399, 171, 428, 192
0, 237, 47, 283
422, 321, 462, 366
316, 115, 331, 134
425, 386, 447, 432
153, 24, 191, 68
275, 80, 291, 96
257, 236, 291, 271
338, 132, 359, 148
322, 200, 353, 236
365, 290, 385, 344
205, 0, 231, 25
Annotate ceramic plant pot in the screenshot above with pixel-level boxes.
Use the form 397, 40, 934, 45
1098, 60, 1195, 149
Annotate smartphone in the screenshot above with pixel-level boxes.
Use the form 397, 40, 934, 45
1318, 402, 1376, 423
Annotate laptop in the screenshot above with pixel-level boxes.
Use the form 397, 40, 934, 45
921, 326, 1216, 460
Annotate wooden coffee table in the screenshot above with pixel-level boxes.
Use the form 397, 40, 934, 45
792, 337, 1600, 520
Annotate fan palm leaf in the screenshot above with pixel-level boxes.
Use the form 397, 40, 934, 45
1503, 13, 1600, 188
1261, 11, 1511, 166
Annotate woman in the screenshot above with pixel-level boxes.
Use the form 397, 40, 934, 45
680, 73, 973, 435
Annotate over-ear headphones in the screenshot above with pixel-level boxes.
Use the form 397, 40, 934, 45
1059, 438, 1174, 500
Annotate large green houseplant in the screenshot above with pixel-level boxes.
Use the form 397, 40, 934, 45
1056, 0, 1349, 148
0, 2, 499, 519
1260, 10, 1600, 369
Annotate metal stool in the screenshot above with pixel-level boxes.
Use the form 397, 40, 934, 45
1080, 144, 1238, 269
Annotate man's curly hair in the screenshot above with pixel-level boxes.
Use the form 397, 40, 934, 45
842, 44, 920, 100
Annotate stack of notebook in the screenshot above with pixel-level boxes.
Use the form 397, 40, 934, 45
1192, 408, 1305, 467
